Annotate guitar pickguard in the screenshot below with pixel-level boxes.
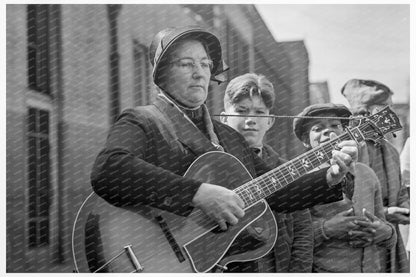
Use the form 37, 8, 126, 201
184, 200, 277, 272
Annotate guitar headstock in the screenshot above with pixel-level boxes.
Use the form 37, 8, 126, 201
349, 106, 402, 143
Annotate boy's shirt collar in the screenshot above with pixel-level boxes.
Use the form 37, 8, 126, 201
251, 146, 263, 157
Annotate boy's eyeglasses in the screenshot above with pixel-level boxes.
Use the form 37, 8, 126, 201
169, 58, 213, 73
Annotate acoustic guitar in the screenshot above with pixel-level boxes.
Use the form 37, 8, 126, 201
72, 106, 401, 273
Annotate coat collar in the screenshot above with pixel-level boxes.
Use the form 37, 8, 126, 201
154, 96, 218, 156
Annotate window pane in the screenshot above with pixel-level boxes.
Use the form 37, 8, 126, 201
27, 107, 50, 247
39, 219, 49, 245
38, 46, 50, 94
28, 221, 37, 247
37, 5, 50, 94
39, 110, 49, 134
38, 193, 49, 218
27, 5, 38, 44
27, 108, 37, 133
27, 5, 38, 90
27, 47, 38, 89
39, 138, 50, 217
28, 136, 37, 218
27, 4, 50, 94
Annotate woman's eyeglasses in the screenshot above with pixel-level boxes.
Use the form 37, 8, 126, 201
169, 58, 213, 73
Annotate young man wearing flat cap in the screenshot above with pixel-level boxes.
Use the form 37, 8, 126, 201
293, 103, 397, 273
341, 79, 409, 272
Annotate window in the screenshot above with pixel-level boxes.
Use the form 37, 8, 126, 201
133, 41, 150, 106
27, 107, 50, 247
27, 4, 50, 94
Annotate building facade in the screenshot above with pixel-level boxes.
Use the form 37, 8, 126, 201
6, 4, 312, 272
309, 81, 330, 104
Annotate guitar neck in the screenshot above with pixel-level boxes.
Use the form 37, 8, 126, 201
234, 132, 352, 207
233, 105, 403, 208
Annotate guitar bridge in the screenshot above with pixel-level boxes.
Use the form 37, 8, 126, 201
124, 245, 144, 272
92, 244, 144, 273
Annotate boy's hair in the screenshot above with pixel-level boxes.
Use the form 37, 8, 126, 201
224, 73, 275, 110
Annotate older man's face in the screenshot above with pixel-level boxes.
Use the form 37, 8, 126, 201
159, 39, 211, 108
306, 113, 343, 148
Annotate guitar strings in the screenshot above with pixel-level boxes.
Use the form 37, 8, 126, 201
186, 121, 372, 230
215, 104, 393, 120
183, 121, 373, 232
214, 114, 354, 120
233, 131, 353, 207
263, 132, 352, 194
235, 118, 377, 199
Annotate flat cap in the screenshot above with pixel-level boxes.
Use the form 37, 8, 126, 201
341, 79, 393, 114
293, 103, 351, 142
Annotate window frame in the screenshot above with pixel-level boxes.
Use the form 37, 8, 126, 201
133, 40, 151, 106
27, 4, 51, 95
26, 107, 51, 248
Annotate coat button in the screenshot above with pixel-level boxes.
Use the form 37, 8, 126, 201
149, 192, 157, 203
163, 197, 172, 206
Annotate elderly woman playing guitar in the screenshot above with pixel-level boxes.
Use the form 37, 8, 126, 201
75, 26, 359, 273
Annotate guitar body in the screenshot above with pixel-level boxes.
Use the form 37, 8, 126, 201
72, 151, 278, 273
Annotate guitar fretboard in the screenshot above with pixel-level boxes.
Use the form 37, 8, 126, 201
232, 105, 402, 208
234, 132, 352, 208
